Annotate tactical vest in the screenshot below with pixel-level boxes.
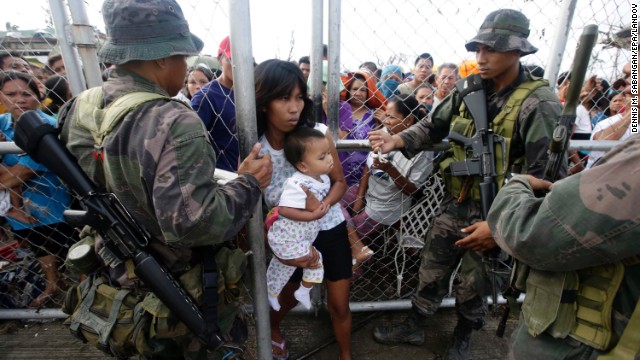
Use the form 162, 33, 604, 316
65, 87, 176, 189
522, 258, 640, 356
438, 79, 548, 202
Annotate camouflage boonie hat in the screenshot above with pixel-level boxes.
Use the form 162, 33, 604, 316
465, 9, 538, 56
98, 0, 204, 65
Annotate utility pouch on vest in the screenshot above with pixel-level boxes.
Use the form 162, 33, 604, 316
570, 263, 625, 350
62, 247, 248, 358
62, 273, 153, 358
524, 263, 626, 351
523, 269, 578, 338
439, 115, 475, 199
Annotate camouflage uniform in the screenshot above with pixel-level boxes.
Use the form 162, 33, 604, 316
60, 68, 260, 258
488, 135, 640, 359
58, 0, 262, 358
401, 65, 562, 322
59, 68, 261, 359
373, 9, 564, 359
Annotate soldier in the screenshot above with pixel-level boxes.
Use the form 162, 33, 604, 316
58, 0, 271, 358
487, 133, 640, 359
368, 9, 563, 359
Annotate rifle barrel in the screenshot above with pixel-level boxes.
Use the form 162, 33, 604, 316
562, 25, 599, 116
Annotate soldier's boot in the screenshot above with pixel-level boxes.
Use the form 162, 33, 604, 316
372, 310, 426, 346
443, 319, 475, 360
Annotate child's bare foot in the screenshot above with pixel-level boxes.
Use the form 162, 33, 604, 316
6, 208, 36, 224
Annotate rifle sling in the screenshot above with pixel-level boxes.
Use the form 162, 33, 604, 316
200, 245, 221, 335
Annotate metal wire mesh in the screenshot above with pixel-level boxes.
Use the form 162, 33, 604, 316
0, 3, 633, 360
0, 0, 632, 302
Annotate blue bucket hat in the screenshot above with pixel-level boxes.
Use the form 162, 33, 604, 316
99, 0, 204, 65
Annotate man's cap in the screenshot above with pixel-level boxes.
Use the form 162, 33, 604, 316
218, 36, 232, 59
465, 9, 538, 56
98, 0, 203, 65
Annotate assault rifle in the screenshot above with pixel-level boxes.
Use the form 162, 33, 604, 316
447, 74, 507, 321
543, 24, 599, 181
14, 111, 241, 355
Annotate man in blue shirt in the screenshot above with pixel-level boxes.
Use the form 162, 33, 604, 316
191, 36, 239, 171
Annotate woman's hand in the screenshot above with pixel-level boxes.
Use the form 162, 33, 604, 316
310, 201, 330, 219
372, 107, 386, 125
278, 246, 322, 269
580, 75, 597, 101
372, 156, 393, 173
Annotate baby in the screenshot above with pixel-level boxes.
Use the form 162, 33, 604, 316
266, 127, 333, 310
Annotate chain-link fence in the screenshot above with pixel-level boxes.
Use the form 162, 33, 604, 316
0, 19, 77, 309
0, 0, 633, 359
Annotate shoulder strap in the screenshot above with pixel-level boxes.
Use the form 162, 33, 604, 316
75, 89, 169, 147
493, 78, 548, 131
199, 246, 220, 335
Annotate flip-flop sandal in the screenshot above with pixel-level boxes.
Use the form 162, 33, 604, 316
272, 339, 290, 360
352, 246, 374, 266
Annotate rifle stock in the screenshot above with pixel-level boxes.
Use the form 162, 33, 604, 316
13, 111, 230, 352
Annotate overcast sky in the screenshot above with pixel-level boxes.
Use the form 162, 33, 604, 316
1, 0, 632, 80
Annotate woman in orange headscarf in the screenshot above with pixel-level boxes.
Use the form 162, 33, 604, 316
338, 71, 386, 268
338, 70, 386, 193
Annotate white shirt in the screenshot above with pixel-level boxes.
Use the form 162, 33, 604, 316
574, 104, 592, 135
587, 114, 630, 168
365, 150, 433, 225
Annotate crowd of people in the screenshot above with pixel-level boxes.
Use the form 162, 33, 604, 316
0, 50, 75, 308
0, 0, 636, 359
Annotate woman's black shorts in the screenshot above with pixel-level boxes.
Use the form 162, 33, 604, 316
290, 220, 352, 283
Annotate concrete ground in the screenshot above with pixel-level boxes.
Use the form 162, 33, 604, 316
0, 307, 516, 359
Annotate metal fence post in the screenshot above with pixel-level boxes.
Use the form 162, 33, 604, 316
544, 0, 579, 88
327, 0, 341, 140
310, 0, 324, 125
228, 1, 271, 359
47, 0, 86, 95
67, 0, 103, 89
